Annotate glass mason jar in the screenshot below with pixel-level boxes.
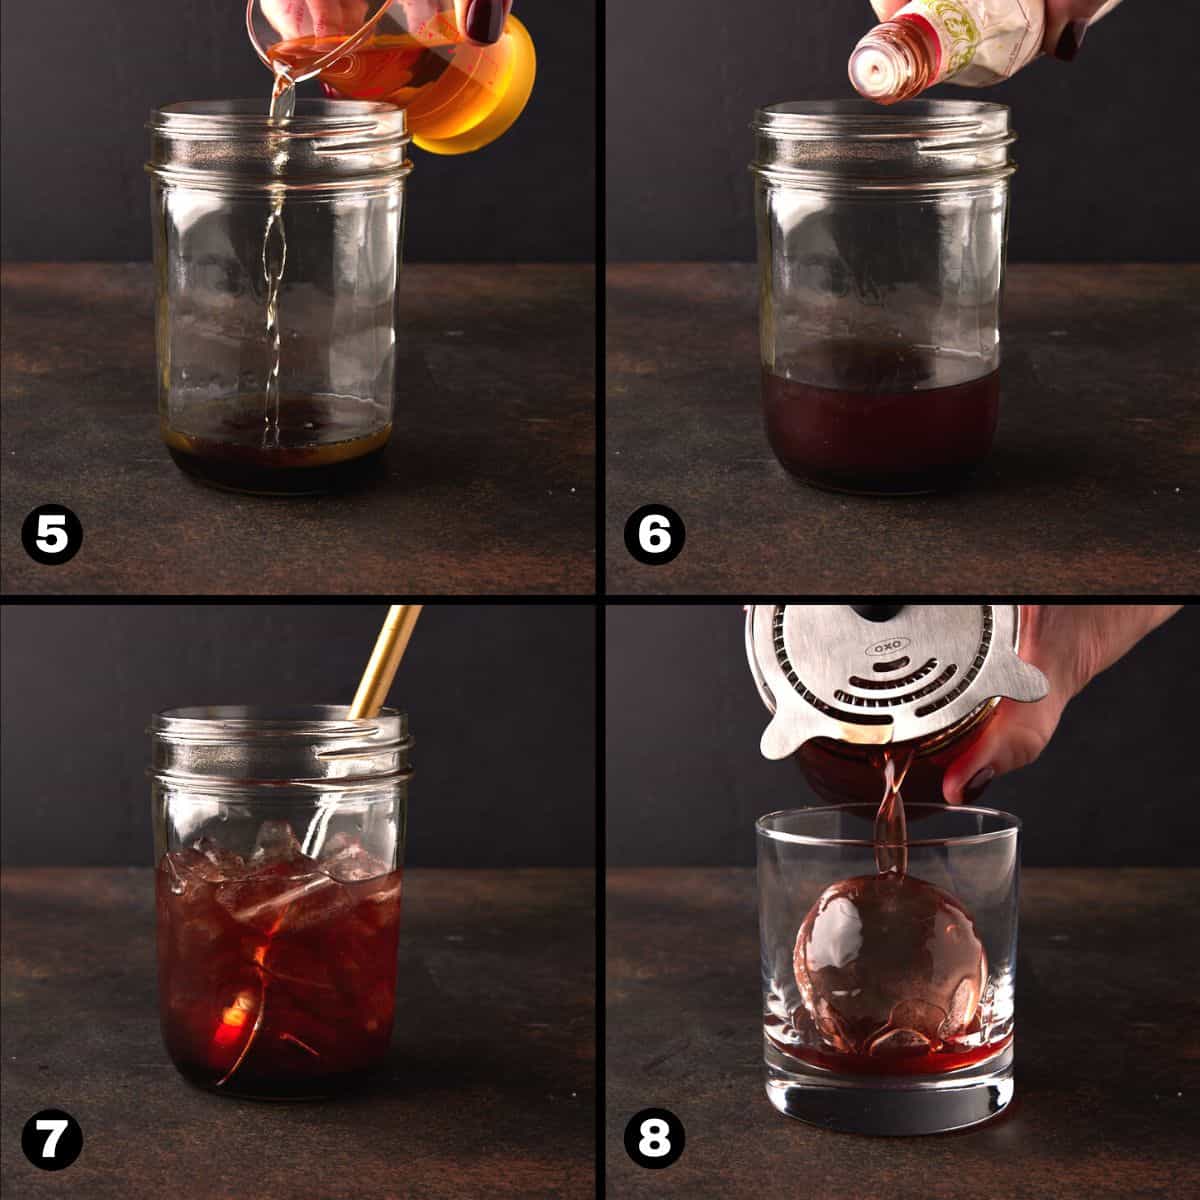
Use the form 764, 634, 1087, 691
751, 100, 1015, 495
150, 706, 412, 1099
758, 804, 1019, 1135
146, 100, 411, 495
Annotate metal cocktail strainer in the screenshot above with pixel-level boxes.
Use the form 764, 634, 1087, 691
746, 605, 1048, 770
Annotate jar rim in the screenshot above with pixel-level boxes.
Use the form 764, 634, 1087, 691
149, 705, 412, 791
756, 803, 1020, 848
752, 98, 1010, 135
146, 99, 412, 193
750, 98, 1014, 193
151, 705, 408, 741
149, 98, 410, 141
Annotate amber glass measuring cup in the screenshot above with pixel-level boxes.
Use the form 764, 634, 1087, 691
247, 0, 535, 154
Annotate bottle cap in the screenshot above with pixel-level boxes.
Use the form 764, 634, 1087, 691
848, 38, 909, 100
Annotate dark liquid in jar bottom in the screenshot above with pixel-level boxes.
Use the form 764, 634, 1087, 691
162, 393, 391, 496
761, 344, 999, 496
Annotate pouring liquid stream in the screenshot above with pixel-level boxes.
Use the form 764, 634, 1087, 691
873, 748, 913, 877
262, 71, 295, 448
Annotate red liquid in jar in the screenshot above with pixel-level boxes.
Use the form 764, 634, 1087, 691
761, 344, 999, 495
156, 833, 402, 1099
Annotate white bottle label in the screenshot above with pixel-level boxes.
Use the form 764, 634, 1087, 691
892, 0, 1044, 85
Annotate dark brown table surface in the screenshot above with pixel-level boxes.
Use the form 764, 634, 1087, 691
606, 867, 1200, 1199
1, 263, 595, 596
606, 264, 1200, 595
1, 867, 595, 1199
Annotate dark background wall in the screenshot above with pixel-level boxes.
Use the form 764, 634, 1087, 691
606, 0, 1200, 262
0, 0, 593, 262
606, 604, 1200, 866
0, 603, 595, 866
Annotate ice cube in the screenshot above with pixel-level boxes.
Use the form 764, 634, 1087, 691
793, 873, 987, 1057
193, 838, 251, 881
216, 864, 351, 935
316, 831, 359, 859
251, 820, 303, 864
262, 934, 339, 993
355, 873, 403, 929
317, 833, 390, 883
161, 849, 210, 894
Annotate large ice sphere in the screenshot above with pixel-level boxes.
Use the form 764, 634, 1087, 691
793, 873, 987, 1058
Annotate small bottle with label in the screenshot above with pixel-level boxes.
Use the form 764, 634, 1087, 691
848, 0, 1122, 104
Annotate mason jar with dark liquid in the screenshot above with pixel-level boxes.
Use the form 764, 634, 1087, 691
751, 101, 1015, 495
150, 706, 412, 1099
146, 101, 411, 494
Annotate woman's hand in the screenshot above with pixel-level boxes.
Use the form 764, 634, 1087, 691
1041, 0, 1123, 60
452, 0, 512, 45
260, 0, 369, 40
942, 605, 1182, 805
260, 0, 512, 46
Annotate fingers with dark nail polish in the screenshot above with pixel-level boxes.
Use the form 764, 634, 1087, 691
1053, 19, 1089, 62
465, 0, 507, 45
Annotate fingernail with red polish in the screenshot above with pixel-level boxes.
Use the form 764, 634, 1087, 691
1054, 19, 1088, 62
465, 0, 506, 44
963, 766, 995, 805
